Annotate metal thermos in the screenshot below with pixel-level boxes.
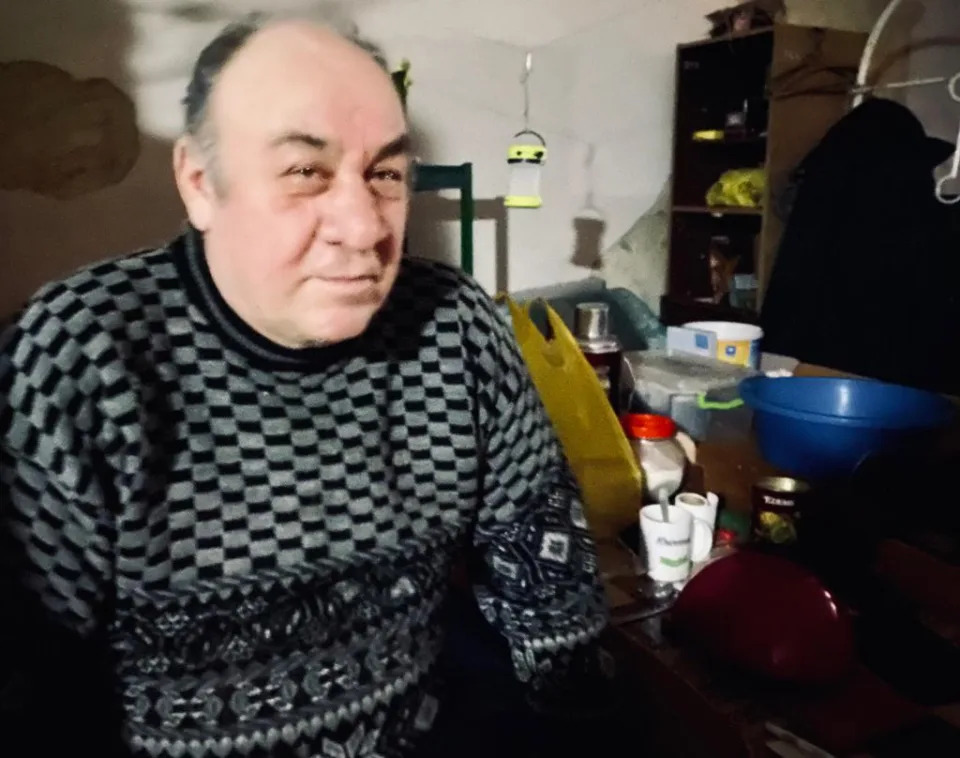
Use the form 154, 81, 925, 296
574, 302, 622, 414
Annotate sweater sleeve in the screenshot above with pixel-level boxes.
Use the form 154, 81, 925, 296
0, 301, 122, 751
466, 297, 610, 711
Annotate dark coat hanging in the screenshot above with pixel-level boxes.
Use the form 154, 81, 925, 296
761, 98, 960, 394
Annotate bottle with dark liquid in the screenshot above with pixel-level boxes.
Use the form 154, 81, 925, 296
574, 302, 623, 415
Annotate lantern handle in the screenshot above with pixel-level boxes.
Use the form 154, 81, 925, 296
513, 129, 546, 146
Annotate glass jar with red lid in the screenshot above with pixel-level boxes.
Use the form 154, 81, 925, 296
622, 413, 687, 502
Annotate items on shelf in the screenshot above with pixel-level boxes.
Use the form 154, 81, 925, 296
665, 25, 866, 325
707, 235, 738, 304
692, 129, 725, 142
692, 99, 768, 144
705, 167, 766, 209
729, 272, 759, 311
706, 0, 785, 38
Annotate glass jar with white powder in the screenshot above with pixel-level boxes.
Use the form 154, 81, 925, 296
622, 413, 687, 502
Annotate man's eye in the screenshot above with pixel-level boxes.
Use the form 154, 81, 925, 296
285, 165, 328, 183
282, 165, 331, 194
368, 167, 408, 199
370, 168, 403, 182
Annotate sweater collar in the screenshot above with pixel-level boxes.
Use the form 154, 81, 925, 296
173, 225, 359, 371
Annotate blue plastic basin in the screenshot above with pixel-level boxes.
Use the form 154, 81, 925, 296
739, 377, 955, 479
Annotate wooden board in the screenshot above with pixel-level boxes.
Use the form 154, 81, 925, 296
758, 25, 867, 303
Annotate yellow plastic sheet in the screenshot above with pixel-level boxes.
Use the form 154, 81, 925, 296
503, 297, 643, 538
706, 167, 766, 208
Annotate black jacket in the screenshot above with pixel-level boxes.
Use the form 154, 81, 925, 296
762, 98, 960, 394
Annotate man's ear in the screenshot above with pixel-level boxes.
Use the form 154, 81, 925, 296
173, 136, 217, 231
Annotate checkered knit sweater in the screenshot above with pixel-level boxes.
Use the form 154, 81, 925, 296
0, 228, 607, 757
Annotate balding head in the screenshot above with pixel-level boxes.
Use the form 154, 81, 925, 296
173, 16, 410, 348
183, 17, 396, 185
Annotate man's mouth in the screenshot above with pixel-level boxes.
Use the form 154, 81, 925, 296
315, 274, 380, 286
308, 274, 383, 303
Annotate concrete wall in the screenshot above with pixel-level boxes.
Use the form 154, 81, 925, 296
1, 0, 931, 321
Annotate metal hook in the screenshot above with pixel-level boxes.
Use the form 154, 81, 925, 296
583, 143, 599, 211
935, 118, 960, 205
520, 51, 533, 132
949, 71, 960, 103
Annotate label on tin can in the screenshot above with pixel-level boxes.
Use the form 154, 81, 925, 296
752, 477, 810, 545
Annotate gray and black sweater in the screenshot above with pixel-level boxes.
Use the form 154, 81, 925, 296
0, 228, 607, 757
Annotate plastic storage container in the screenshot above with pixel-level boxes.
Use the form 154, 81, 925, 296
682, 321, 764, 369
623, 351, 756, 440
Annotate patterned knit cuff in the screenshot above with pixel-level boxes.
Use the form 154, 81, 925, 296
511, 627, 616, 717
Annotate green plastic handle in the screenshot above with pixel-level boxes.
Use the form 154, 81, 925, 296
696, 393, 744, 411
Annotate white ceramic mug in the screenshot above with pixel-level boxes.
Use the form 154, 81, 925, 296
674, 492, 719, 563
639, 505, 693, 582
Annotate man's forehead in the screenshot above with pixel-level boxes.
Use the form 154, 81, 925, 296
257, 94, 407, 154
211, 23, 404, 144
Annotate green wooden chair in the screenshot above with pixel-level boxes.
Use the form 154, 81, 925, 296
392, 66, 475, 275
413, 163, 475, 276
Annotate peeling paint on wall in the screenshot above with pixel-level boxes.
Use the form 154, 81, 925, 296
0, 61, 139, 199
600, 180, 671, 315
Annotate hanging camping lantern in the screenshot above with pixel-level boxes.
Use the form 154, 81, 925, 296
505, 129, 547, 208
505, 52, 547, 209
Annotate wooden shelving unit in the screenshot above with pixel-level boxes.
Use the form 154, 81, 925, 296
661, 25, 867, 326
673, 205, 764, 216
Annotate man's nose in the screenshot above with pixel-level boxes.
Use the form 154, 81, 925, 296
318, 175, 389, 251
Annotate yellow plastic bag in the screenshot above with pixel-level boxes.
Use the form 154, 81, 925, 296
503, 297, 643, 538
706, 167, 766, 208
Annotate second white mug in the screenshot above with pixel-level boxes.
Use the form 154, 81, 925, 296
674, 492, 718, 562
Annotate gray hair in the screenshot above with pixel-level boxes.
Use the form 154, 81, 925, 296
182, 12, 389, 189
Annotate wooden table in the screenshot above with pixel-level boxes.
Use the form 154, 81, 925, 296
596, 435, 960, 758
599, 541, 774, 758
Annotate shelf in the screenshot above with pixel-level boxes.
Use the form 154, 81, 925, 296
677, 26, 774, 50
691, 134, 768, 145
660, 294, 759, 327
669, 24, 868, 320
673, 205, 763, 217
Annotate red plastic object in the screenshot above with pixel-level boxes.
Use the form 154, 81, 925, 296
622, 413, 677, 440
671, 551, 856, 684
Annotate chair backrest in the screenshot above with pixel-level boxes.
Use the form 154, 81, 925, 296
413, 163, 474, 276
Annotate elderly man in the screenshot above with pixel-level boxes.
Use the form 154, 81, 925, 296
0, 16, 608, 758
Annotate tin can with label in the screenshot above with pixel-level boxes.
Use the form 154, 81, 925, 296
751, 476, 810, 546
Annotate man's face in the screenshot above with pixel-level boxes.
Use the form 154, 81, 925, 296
181, 28, 410, 347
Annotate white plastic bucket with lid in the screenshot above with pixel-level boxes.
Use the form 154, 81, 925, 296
683, 321, 763, 369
